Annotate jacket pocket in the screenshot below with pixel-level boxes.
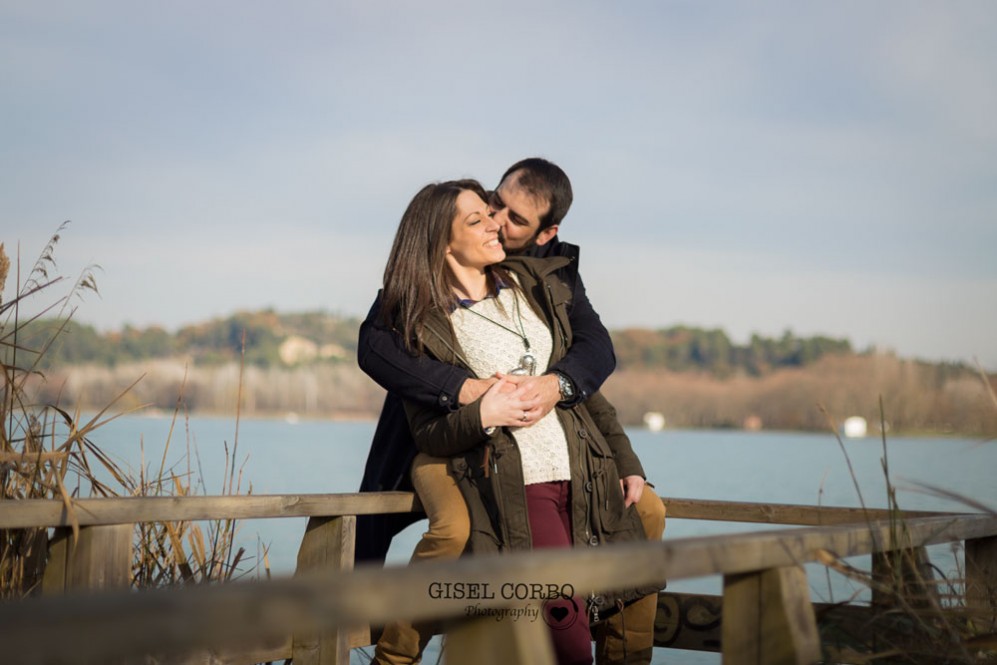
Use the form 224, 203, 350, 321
450, 447, 505, 553
576, 419, 614, 459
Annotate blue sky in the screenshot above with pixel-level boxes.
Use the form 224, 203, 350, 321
3, 2, 996, 368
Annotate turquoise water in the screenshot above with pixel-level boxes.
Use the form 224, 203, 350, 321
83, 415, 996, 664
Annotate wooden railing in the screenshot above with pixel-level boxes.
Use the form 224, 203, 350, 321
1, 493, 995, 664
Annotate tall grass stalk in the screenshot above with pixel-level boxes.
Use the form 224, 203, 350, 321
1, 228, 263, 599
817, 395, 996, 663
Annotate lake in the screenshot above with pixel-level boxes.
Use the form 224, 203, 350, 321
84, 414, 996, 664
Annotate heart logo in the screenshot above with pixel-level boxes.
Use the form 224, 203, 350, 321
549, 606, 569, 623
542, 597, 578, 630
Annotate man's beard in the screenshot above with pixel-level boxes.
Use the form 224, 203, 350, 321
498, 229, 538, 256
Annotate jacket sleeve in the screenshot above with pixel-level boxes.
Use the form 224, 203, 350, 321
403, 397, 492, 457
547, 271, 616, 405
357, 292, 471, 411
584, 390, 646, 479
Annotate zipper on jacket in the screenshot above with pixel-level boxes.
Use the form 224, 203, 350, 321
489, 443, 510, 546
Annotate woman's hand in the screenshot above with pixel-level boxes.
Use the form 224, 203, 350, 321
479, 376, 543, 428
494, 372, 559, 425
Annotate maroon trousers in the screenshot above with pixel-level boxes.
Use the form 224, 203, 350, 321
525, 481, 593, 665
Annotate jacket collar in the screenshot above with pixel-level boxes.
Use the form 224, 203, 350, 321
500, 254, 571, 280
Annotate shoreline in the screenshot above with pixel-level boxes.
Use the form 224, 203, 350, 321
110, 408, 983, 439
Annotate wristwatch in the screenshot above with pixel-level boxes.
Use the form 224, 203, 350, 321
554, 372, 575, 401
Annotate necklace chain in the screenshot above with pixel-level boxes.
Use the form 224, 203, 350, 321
458, 290, 537, 376
458, 290, 531, 352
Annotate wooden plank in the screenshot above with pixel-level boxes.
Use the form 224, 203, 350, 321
292, 516, 356, 665
0, 492, 422, 529
722, 566, 819, 665
721, 570, 761, 662
966, 535, 997, 632
654, 592, 883, 654
872, 546, 939, 614
654, 592, 723, 652
0, 451, 69, 463
1, 493, 955, 530
445, 609, 556, 665
661, 496, 951, 526
42, 525, 131, 594
42, 527, 72, 595
3, 513, 996, 664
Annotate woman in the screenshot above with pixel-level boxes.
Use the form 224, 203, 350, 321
374, 179, 655, 665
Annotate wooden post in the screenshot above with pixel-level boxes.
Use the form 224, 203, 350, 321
870, 551, 891, 611
872, 546, 939, 620
445, 607, 556, 665
722, 566, 820, 665
42, 524, 132, 594
966, 536, 997, 632
292, 515, 357, 665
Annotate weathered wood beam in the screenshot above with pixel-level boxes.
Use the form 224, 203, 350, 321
292, 515, 357, 665
966, 535, 997, 633
653, 592, 887, 654
0, 494, 959, 530
0, 492, 422, 529
445, 608, 556, 665
722, 566, 820, 665
42, 524, 131, 594
2, 513, 995, 664
661, 496, 951, 526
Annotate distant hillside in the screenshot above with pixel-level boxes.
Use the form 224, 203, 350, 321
611, 326, 854, 376
12, 309, 996, 435
23, 310, 862, 376
17, 309, 363, 368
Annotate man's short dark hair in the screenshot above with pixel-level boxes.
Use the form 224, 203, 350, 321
500, 157, 573, 232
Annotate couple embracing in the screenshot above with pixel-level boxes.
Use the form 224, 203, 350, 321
355, 158, 666, 665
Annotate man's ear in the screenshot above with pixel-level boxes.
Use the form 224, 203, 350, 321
535, 224, 559, 247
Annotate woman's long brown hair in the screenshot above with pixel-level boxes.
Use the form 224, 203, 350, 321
380, 179, 503, 354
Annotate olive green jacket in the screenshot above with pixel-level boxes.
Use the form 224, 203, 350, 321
402, 255, 660, 617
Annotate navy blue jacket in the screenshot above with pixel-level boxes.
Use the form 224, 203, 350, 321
354, 238, 617, 563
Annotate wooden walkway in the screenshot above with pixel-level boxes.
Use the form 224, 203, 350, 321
1, 493, 995, 664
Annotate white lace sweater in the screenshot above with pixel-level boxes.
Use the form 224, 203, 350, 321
449, 284, 572, 485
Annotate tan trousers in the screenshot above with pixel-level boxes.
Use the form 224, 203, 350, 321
373, 454, 666, 665
374, 454, 470, 665
593, 485, 666, 664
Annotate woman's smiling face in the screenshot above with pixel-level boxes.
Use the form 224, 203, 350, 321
446, 189, 505, 270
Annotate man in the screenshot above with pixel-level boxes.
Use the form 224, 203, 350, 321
356, 158, 665, 664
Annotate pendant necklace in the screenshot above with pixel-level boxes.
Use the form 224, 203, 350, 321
458, 290, 536, 376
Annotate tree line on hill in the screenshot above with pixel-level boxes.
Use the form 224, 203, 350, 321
12, 309, 995, 435
17, 309, 866, 377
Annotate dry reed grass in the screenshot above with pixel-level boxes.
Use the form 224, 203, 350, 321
814, 396, 996, 663
1, 227, 264, 600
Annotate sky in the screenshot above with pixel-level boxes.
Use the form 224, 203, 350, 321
2, 1, 996, 369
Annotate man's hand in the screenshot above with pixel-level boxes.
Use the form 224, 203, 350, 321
479, 376, 543, 428
495, 373, 561, 425
620, 475, 645, 508
458, 377, 499, 406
